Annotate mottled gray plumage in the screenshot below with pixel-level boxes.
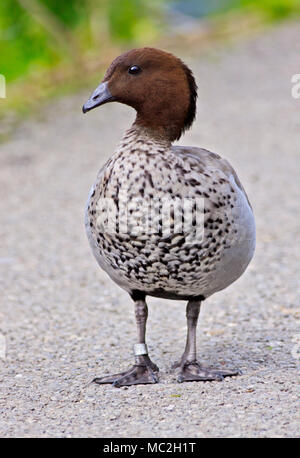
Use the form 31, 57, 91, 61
86, 126, 255, 301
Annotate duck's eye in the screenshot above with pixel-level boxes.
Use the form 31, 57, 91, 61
128, 65, 141, 75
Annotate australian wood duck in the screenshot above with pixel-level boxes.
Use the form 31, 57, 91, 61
82, 48, 255, 387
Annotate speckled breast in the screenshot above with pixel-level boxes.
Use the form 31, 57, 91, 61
85, 141, 255, 300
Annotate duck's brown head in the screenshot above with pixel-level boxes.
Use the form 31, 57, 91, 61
82, 48, 197, 142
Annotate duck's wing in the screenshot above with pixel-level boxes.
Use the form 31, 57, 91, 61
171, 145, 252, 209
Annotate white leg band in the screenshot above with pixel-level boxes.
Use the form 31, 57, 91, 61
134, 343, 148, 356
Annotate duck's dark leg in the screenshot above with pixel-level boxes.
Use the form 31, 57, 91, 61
93, 294, 159, 388
174, 300, 240, 383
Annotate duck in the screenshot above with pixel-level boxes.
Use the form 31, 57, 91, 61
82, 47, 255, 387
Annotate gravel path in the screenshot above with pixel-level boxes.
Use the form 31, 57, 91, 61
0, 21, 299, 438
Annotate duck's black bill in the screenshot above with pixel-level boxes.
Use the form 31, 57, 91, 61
82, 81, 114, 113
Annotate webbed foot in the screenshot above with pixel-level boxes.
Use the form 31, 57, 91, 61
177, 361, 241, 383
93, 356, 159, 388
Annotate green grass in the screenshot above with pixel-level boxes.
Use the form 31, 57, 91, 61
0, 0, 164, 84
0, 0, 165, 129
240, 0, 300, 21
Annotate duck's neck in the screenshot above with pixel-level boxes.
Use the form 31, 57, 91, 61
118, 123, 172, 154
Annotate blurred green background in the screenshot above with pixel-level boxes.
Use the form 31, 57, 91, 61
1, 0, 300, 123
